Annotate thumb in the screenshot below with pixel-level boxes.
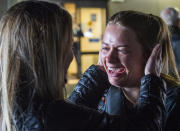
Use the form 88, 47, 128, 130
98, 49, 103, 65
97, 49, 106, 72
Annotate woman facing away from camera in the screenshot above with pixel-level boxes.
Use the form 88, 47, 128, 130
68, 11, 180, 131
0, 1, 165, 131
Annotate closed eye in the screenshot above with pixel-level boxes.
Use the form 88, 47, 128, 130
102, 42, 110, 51
118, 49, 130, 54
102, 47, 110, 51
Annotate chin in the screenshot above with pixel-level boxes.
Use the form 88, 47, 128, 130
110, 81, 127, 87
108, 77, 127, 87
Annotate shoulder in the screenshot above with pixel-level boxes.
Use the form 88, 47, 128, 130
165, 86, 180, 131
166, 85, 180, 111
166, 85, 180, 99
160, 74, 180, 107
45, 100, 103, 118
14, 103, 44, 131
44, 100, 78, 118
161, 74, 180, 101
160, 75, 180, 130
161, 74, 180, 117
42, 100, 80, 130
43, 100, 107, 131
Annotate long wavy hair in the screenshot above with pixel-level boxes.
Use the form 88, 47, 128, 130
108, 11, 180, 84
0, 1, 72, 130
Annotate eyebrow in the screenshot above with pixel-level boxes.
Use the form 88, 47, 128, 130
102, 42, 129, 47
102, 42, 108, 46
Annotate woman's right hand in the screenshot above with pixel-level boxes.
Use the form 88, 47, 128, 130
97, 49, 106, 72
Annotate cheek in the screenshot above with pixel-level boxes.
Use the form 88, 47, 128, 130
126, 55, 145, 75
119, 53, 143, 69
116, 54, 129, 67
100, 50, 107, 64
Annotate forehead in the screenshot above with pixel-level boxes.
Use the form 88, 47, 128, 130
103, 24, 139, 47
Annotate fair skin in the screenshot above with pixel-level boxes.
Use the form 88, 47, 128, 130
99, 24, 160, 105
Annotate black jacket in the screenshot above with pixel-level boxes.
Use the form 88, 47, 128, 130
15, 65, 165, 131
68, 65, 179, 131
169, 26, 180, 73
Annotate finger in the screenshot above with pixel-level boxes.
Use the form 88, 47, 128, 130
147, 44, 161, 65
145, 44, 161, 75
97, 49, 106, 72
97, 49, 103, 65
150, 44, 161, 59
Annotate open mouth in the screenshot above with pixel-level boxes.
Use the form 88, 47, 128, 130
107, 67, 126, 77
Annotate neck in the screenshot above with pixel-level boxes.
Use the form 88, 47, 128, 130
122, 87, 140, 105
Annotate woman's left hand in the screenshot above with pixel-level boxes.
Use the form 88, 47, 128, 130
145, 44, 161, 76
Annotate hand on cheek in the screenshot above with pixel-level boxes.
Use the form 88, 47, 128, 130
145, 44, 161, 76
97, 50, 106, 72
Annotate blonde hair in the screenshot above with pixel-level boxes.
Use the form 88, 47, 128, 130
0, 0, 72, 130
108, 11, 180, 84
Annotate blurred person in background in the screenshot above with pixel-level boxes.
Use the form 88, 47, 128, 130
161, 7, 180, 73
0, 1, 165, 131
73, 24, 84, 78
69, 11, 180, 131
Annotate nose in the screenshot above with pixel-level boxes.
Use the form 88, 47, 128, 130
106, 48, 119, 63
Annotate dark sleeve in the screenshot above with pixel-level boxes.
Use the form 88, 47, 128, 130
165, 86, 180, 131
68, 65, 110, 109
137, 74, 166, 130
47, 74, 165, 131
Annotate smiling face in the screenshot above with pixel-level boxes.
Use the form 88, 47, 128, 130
101, 24, 145, 87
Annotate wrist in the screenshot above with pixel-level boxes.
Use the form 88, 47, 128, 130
96, 65, 106, 72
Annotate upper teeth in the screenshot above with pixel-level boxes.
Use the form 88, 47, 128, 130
108, 67, 121, 71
